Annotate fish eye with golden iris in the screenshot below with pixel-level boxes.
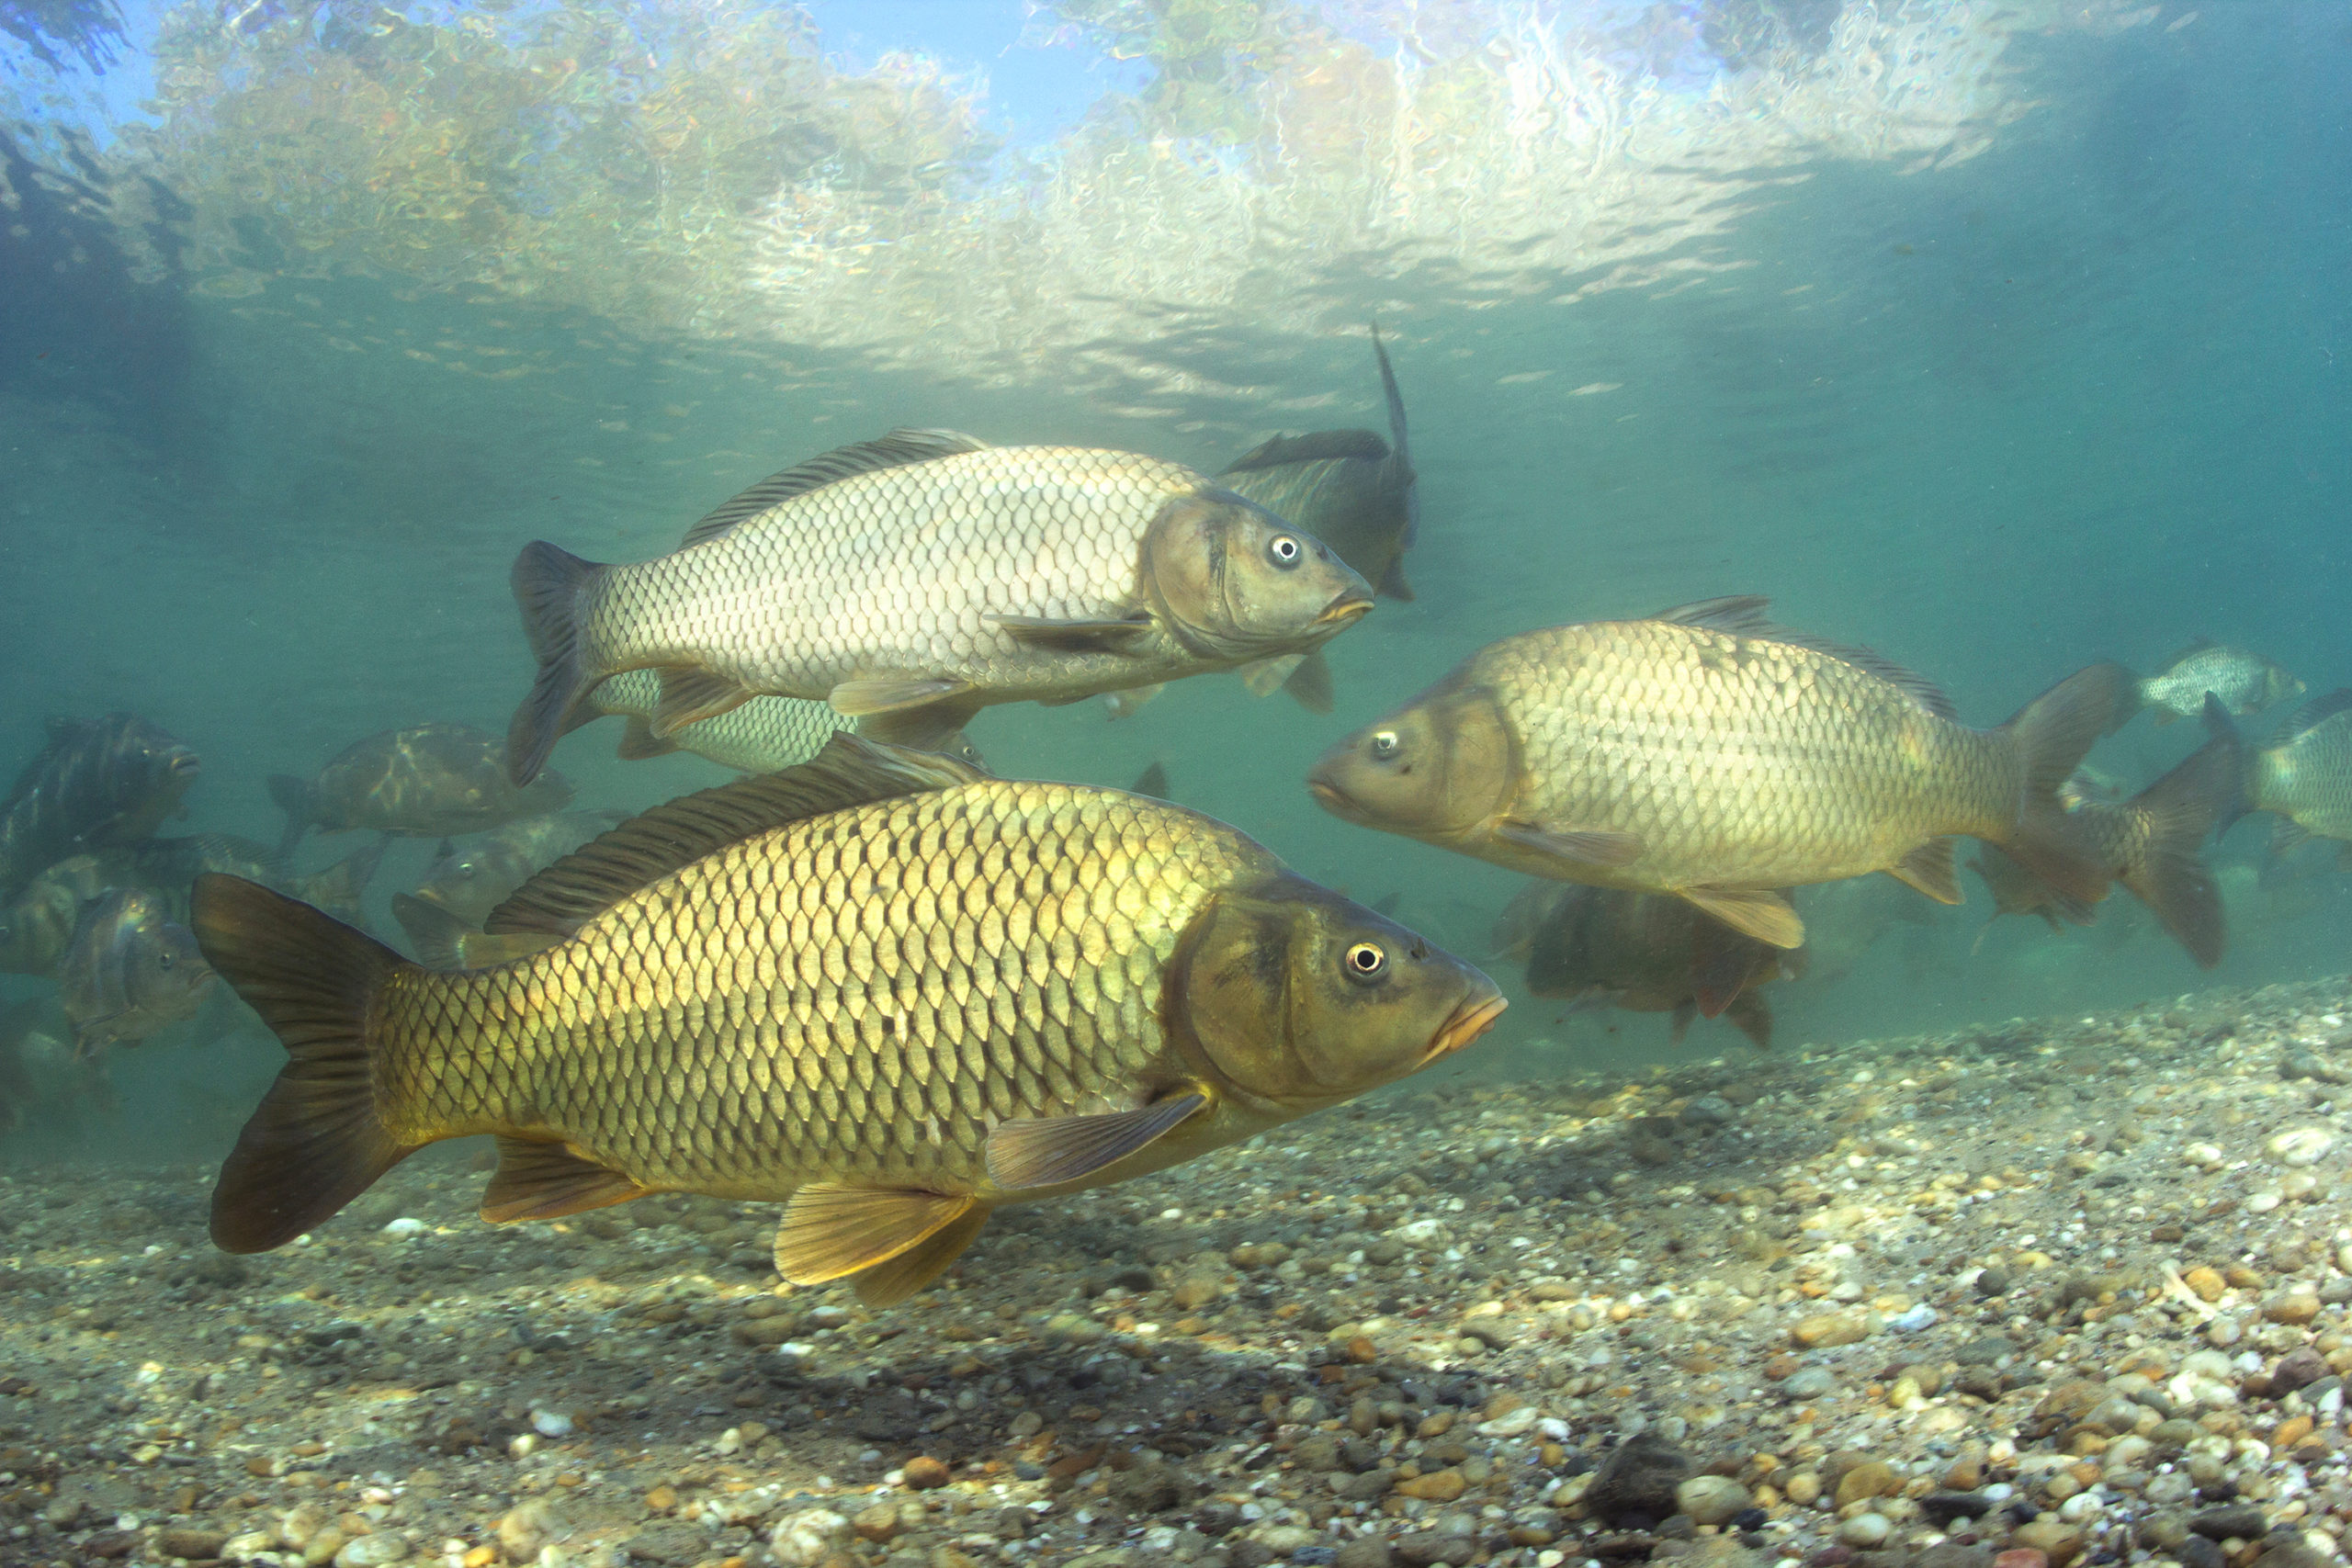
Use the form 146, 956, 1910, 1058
2, 1, 2348, 1563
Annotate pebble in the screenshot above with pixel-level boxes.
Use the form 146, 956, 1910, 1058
1833, 1462, 1895, 1507
1792, 1314, 1871, 1348
2268, 1129, 2334, 1167
379, 1217, 427, 1237
2190, 1506, 2268, 1540
1476, 1405, 1542, 1438
1780, 1367, 1837, 1400
1395, 1469, 1467, 1502
904, 1455, 952, 1489
334, 1535, 411, 1568
1393, 1531, 1476, 1568
1676, 1476, 1753, 1528
772, 1509, 852, 1568
1833, 1514, 1890, 1548
1333, 1540, 1393, 1568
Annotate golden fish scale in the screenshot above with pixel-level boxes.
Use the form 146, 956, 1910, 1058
1480, 622, 2018, 887
372, 783, 1262, 1196
2257, 721, 2352, 839
586, 448, 1205, 696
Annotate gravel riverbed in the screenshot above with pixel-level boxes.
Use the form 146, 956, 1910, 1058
9, 976, 2352, 1568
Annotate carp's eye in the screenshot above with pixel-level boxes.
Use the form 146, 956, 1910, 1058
1268, 535, 1303, 570
157, 952, 174, 971
1369, 730, 1399, 761
1344, 942, 1388, 983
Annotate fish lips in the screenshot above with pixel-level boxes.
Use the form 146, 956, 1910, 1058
1313, 589, 1374, 635
164, 750, 202, 780
1426, 991, 1507, 1064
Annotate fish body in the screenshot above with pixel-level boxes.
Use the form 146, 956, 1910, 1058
1497, 882, 1799, 1049
1969, 701, 2240, 966
2243, 690, 2352, 854
136, 834, 385, 931
504, 432, 1373, 784
409, 810, 630, 927
1308, 597, 2127, 950
587, 670, 854, 773
1219, 328, 1419, 602
270, 723, 572, 855
57, 886, 215, 1055
0, 714, 201, 897
198, 735, 1501, 1305
2137, 641, 2301, 726
0, 852, 129, 975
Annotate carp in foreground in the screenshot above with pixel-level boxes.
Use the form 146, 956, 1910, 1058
197, 735, 1502, 1305
503, 431, 1374, 784
1308, 597, 2129, 950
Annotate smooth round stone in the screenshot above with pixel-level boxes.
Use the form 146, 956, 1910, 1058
1835, 1515, 1892, 1549
1676, 1476, 1754, 1529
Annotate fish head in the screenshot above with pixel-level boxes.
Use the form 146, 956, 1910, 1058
1172, 874, 1505, 1112
1143, 492, 1372, 660
128, 919, 215, 1016
2271, 668, 2309, 705
1306, 679, 1519, 844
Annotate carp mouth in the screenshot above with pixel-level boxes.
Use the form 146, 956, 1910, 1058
1314, 591, 1374, 631
1425, 992, 1507, 1063
166, 751, 202, 779
1306, 777, 1364, 823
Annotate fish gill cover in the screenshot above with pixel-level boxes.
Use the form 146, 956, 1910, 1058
7, 0, 2154, 408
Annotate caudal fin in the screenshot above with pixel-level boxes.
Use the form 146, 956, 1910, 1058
506, 541, 609, 787
295, 839, 386, 929
2115, 694, 2243, 968
1994, 661, 2133, 905
266, 774, 313, 864
192, 874, 420, 1253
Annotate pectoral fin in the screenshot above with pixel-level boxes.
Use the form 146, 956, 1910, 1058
1493, 820, 1645, 873
1238, 654, 1305, 699
1103, 683, 1165, 720
853, 1204, 990, 1307
828, 677, 975, 717
1377, 560, 1416, 602
2271, 818, 2313, 858
1886, 837, 1962, 904
984, 1092, 1209, 1192
772, 1185, 978, 1287
652, 668, 755, 738
987, 614, 1152, 650
1281, 650, 1335, 714
1679, 886, 1804, 950
480, 1136, 651, 1223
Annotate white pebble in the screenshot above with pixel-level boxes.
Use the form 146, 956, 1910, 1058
2058, 1493, 2103, 1523
1837, 1513, 1892, 1548
530, 1408, 573, 1438
2247, 1191, 2283, 1213
1477, 1406, 1542, 1438
771, 1509, 851, 1568
2270, 1129, 2335, 1167
379, 1216, 427, 1237
334, 1534, 411, 1568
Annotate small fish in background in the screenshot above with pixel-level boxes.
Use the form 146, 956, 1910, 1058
198, 734, 1503, 1309
2132, 639, 2301, 727
503, 430, 1373, 782
132, 834, 386, 931
0, 852, 128, 975
0, 714, 202, 897
268, 722, 573, 860
1787, 876, 1942, 989
1495, 882, 1802, 1050
1969, 695, 2243, 966
390, 893, 559, 971
56, 886, 215, 1055
1219, 325, 1420, 604
409, 810, 630, 927
0, 997, 113, 1136
2227, 688, 2352, 866
584, 669, 854, 773
1308, 596, 2128, 950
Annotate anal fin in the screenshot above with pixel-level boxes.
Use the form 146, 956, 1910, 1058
1103, 683, 1164, 720
773, 1185, 977, 1287
1724, 990, 1775, 1050
985, 1091, 1208, 1192
1886, 837, 1962, 904
616, 716, 680, 761
1238, 653, 1305, 699
652, 667, 755, 738
481, 1135, 651, 1223
1679, 886, 1804, 950
853, 1204, 989, 1307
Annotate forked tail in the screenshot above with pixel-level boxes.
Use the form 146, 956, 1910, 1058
2116, 694, 2243, 968
506, 541, 611, 786
191, 874, 420, 1253
1993, 661, 2133, 905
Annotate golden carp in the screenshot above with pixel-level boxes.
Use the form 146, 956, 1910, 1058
197, 735, 1501, 1305
503, 432, 1373, 784
2233, 689, 2352, 864
1308, 597, 2129, 949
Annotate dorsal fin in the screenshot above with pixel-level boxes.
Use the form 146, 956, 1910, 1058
1371, 321, 1418, 550
1648, 597, 1954, 719
679, 429, 989, 548
482, 733, 989, 939
2280, 688, 2352, 742
1220, 429, 1389, 476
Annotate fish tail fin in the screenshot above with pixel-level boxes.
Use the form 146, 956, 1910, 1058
2206, 697, 2256, 840
266, 774, 313, 863
2117, 694, 2244, 968
192, 874, 422, 1253
1995, 661, 2133, 905
507, 541, 610, 786
297, 839, 386, 928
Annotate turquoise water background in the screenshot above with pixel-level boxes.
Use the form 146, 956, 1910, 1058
2, 1, 2346, 1155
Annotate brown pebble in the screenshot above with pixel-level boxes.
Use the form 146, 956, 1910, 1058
1945, 1457, 1984, 1492
1346, 1337, 1378, 1364
153, 1531, 229, 1561
904, 1456, 952, 1489
1792, 1314, 1871, 1348
1994, 1553, 2048, 1568
1484, 1392, 1527, 1420
1416, 1412, 1454, 1438
2225, 1266, 2266, 1290
644, 1483, 678, 1514
2183, 1267, 2226, 1303
1762, 1353, 1802, 1381
1394, 1469, 1467, 1502
2266, 1292, 2322, 1325
1836, 1462, 1895, 1507
854, 1501, 901, 1543
2274, 1416, 2314, 1450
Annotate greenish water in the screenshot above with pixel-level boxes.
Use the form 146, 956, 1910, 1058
2, 0, 2346, 1159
